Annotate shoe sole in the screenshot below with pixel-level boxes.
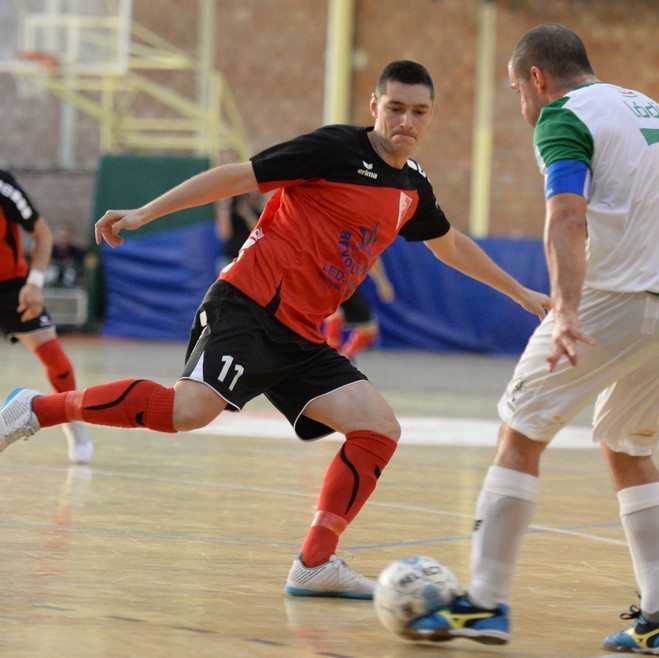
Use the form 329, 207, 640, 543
401, 627, 509, 645
602, 643, 659, 655
284, 584, 373, 599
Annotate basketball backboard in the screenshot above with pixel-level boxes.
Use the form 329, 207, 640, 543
0, 0, 132, 75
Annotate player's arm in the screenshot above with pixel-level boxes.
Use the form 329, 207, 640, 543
368, 258, 395, 303
96, 161, 259, 247
424, 227, 551, 320
18, 216, 53, 322
544, 191, 595, 371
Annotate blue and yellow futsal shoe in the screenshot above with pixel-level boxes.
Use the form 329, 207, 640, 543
603, 604, 659, 654
403, 595, 510, 645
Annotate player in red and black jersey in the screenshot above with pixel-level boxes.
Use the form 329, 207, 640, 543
0, 170, 93, 464
1, 62, 550, 597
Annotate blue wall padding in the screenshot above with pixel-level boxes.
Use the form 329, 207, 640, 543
360, 236, 549, 355
101, 225, 548, 355
101, 221, 220, 341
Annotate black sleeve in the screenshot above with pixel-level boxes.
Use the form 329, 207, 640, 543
0, 170, 40, 232
250, 125, 345, 190
398, 176, 451, 242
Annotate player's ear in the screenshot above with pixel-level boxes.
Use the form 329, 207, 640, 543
529, 66, 546, 92
370, 94, 378, 118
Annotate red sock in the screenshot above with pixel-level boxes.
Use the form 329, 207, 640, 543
34, 338, 76, 392
323, 313, 344, 351
32, 379, 176, 433
342, 329, 376, 359
300, 430, 397, 566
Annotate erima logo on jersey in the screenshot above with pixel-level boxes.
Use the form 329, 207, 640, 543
357, 161, 377, 179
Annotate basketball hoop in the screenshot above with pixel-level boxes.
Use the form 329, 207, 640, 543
12, 49, 62, 100
14, 49, 62, 68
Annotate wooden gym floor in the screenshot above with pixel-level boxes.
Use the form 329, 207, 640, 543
0, 336, 643, 657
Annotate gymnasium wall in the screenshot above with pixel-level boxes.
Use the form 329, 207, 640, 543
1, 0, 656, 241
89, 155, 217, 339
365, 236, 548, 355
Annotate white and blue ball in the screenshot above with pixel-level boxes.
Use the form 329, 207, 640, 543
373, 556, 460, 635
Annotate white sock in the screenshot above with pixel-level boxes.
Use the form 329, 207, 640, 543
618, 483, 659, 620
468, 465, 539, 609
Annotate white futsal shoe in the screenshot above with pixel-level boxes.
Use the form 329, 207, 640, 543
62, 421, 94, 465
0, 388, 42, 453
284, 555, 375, 599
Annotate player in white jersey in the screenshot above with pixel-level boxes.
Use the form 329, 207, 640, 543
405, 24, 659, 653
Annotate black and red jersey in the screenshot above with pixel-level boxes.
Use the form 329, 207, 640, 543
0, 170, 40, 282
220, 124, 451, 342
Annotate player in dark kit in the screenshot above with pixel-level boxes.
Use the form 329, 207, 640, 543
0, 170, 93, 464
0, 61, 550, 597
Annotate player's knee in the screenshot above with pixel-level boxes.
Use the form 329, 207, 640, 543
173, 381, 226, 431
494, 423, 545, 474
370, 414, 401, 442
172, 400, 219, 432
173, 411, 214, 432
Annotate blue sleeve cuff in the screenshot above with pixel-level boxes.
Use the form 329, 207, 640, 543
545, 159, 591, 200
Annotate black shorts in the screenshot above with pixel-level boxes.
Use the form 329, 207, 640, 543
0, 278, 54, 342
341, 287, 372, 324
181, 281, 368, 440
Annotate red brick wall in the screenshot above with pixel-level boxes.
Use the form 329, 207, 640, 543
352, 0, 658, 234
0, 0, 656, 240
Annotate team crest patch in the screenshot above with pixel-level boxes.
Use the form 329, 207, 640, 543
397, 192, 413, 230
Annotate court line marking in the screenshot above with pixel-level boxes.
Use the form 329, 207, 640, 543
1, 463, 627, 548
0, 517, 626, 549
189, 411, 597, 449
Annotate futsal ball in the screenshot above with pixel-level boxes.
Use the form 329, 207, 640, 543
373, 556, 460, 635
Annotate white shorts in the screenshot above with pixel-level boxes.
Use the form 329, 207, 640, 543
498, 289, 659, 455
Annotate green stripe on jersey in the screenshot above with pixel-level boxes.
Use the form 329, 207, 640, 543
534, 98, 594, 171
640, 128, 659, 146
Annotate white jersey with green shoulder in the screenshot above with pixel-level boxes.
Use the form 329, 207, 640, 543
534, 82, 659, 294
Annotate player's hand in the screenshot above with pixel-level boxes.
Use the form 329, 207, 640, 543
516, 287, 552, 321
95, 208, 149, 248
547, 310, 596, 372
17, 283, 44, 322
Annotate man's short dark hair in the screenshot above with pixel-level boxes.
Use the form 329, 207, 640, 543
510, 24, 594, 84
376, 60, 434, 100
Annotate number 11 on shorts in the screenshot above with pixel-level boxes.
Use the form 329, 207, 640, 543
218, 355, 244, 391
